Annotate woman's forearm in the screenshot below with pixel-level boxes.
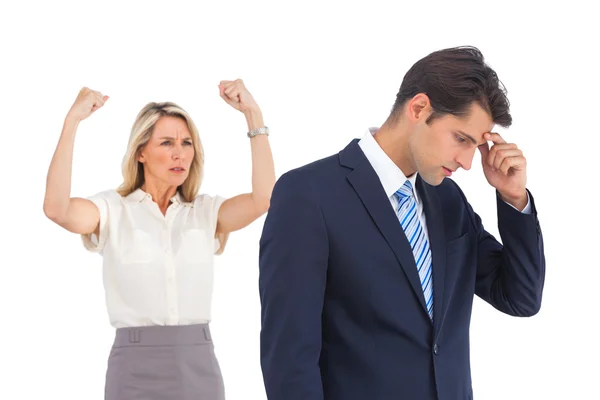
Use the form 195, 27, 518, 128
43, 116, 79, 220
245, 110, 275, 210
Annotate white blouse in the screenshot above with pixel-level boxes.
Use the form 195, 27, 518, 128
81, 188, 227, 328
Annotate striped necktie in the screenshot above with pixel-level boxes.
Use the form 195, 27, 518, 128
395, 180, 433, 319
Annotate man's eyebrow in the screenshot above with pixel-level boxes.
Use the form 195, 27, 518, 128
456, 130, 486, 146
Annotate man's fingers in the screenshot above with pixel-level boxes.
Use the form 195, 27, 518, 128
491, 148, 522, 170
478, 142, 490, 164
485, 132, 507, 144
487, 143, 518, 168
499, 155, 527, 175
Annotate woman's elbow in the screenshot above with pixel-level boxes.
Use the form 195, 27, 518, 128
254, 194, 271, 215
43, 202, 65, 223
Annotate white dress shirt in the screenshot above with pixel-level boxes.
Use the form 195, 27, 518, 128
358, 127, 531, 232
358, 127, 431, 240
81, 188, 227, 328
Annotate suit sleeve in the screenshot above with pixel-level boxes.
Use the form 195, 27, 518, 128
469, 189, 545, 316
259, 169, 328, 400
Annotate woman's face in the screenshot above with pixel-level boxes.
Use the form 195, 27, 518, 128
138, 116, 195, 188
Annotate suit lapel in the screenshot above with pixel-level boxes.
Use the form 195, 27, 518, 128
341, 140, 428, 314
416, 176, 447, 330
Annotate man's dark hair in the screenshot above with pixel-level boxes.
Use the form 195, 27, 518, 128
390, 46, 512, 128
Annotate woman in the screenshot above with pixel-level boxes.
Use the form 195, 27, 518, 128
43, 79, 275, 399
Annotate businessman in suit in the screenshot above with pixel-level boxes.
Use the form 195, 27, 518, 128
258, 46, 545, 400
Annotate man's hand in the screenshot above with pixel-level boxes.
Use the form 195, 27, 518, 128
478, 132, 528, 210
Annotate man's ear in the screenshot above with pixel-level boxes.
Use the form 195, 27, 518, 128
407, 93, 432, 122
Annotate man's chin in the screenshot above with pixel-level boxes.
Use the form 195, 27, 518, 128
420, 173, 446, 187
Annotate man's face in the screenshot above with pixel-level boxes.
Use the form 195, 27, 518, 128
410, 103, 495, 186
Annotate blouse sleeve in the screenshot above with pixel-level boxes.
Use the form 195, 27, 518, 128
80, 189, 117, 254
195, 194, 229, 255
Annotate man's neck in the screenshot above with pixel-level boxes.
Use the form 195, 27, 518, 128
373, 120, 416, 178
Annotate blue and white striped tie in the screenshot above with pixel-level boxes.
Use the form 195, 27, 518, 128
395, 180, 433, 319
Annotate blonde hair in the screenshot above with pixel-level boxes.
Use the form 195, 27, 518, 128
117, 102, 228, 254
117, 101, 203, 202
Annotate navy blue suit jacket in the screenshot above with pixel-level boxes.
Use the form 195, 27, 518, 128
258, 139, 545, 400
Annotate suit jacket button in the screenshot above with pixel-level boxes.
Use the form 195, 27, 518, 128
433, 344, 439, 355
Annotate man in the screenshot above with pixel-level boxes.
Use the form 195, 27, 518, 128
258, 46, 545, 400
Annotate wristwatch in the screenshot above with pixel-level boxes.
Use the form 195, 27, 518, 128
247, 126, 269, 138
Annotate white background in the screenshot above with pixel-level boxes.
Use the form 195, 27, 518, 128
1, 0, 598, 399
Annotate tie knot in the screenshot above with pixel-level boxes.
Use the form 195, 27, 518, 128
395, 180, 414, 200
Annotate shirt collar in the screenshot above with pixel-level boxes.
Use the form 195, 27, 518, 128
358, 127, 420, 204
125, 188, 187, 205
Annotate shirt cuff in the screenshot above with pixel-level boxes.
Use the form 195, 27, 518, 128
504, 192, 532, 214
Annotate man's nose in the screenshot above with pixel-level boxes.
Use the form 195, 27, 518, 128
457, 149, 475, 171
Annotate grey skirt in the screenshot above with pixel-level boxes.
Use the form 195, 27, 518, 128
105, 324, 225, 400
